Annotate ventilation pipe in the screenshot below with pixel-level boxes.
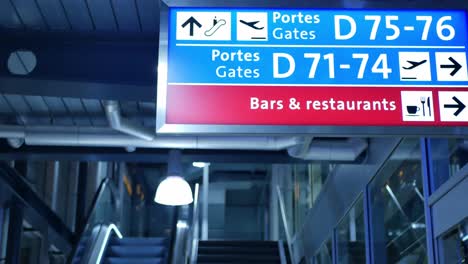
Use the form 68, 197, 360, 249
104, 100, 155, 141
0, 125, 368, 161
7, 138, 24, 149
1, 125, 24, 138
1, 125, 25, 148
287, 138, 368, 161
0, 125, 301, 150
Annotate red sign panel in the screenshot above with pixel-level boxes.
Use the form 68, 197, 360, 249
166, 85, 468, 126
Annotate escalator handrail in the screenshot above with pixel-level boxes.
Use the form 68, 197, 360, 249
276, 185, 296, 264
82, 223, 123, 264
68, 177, 118, 263
76, 177, 116, 238
189, 184, 201, 264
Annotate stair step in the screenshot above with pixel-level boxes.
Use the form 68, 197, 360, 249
109, 237, 168, 246
197, 254, 280, 262
106, 245, 166, 258
198, 262, 280, 264
198, 240, 278, 248
198, 246, 279, 255
104, 257, 165, 264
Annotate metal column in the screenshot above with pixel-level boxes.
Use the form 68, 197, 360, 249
270, 166, 280, 241
0, 207, 5, 264
5, 204, 23, 264
420, 138, 437, 264
51, 161, 60, 211
364, 187, 373, 264
75, 162, 88, 235
201, 164, 210, 240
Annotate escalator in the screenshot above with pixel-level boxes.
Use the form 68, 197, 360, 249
68, 177, 171, 264
72, 232, 169, 264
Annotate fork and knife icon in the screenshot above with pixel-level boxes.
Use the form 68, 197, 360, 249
407, 96, 432, 117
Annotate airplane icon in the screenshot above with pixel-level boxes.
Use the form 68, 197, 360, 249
403, 60, 428, 70
239, 20, 264, 30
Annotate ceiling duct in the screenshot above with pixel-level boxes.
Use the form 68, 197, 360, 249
287, 138, 368, 161
104, 100, 155, 141
0, 125, 367, 162
0, 125, 301, 151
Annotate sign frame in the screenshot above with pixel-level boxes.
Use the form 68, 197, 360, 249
157, 0, 468, 136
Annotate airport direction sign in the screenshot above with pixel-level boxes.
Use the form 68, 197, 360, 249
157, 8, 468, 134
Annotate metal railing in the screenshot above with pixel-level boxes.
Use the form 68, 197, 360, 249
76, 177, 113, 238
68, 177, 119, 264
189, 184, 201, 264
81, 224, 123, 264
276, 185, 295, 264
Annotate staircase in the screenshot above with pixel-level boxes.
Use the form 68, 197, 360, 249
197, 240, 289, 264
102, 237, 169, 264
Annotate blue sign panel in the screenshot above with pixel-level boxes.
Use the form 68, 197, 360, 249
168, 8, 468, 86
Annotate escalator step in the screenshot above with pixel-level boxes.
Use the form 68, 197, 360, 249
106, 245, 166, 258
198, 246, 278, 255
104, 257, 165, 264
198, 240, 278, 248
109, 237, 168, 246
197, 262, 280, 264
197, 254, 280, 262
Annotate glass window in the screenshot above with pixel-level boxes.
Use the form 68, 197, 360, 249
315, 238, 333, 264
369, 138, 427, 264
291, 163, 333, 235
430, 138, 468, 191
337, 195, 365, 264
440, 219, 468, 264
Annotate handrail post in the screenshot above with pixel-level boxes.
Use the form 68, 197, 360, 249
189, 184, 200, 264
276, 185, 295, 264
201, 164, 210, 240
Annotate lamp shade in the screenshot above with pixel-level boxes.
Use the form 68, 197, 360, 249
154, 176, 193, 206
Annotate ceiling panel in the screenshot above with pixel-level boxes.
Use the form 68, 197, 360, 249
120, 101, 142, 125
136, 0, 158, 33
81, 98, 103, 114
42, 96, 73, 125
23, 95, 52, 125
23, 95, 49, 113
61, 0, 94, 31
120, 101, 139, 115
0, 1, 23, 29
62, 97, 91, 126
113, 0, 141, 32
0, 94, 155, 128
4, 94, 32, 114
36, 0, 71, 31
87, 0, 117, 31
0, 0, 159, 33
3, 94, 31, 125
42, 96, 65, 114
82, 98, 107, 126
0, 94, 14, 114
138, 102, 155, 127
11, 0, 47, 30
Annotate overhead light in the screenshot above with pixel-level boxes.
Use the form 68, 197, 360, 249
155, 150, 193, 206
155, 176, 193, 206
192, 162, 207, 168
176, 221, 188, 229
462, 235, 468, 242
461, 222, 468, 242
411, 223, 426, 229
